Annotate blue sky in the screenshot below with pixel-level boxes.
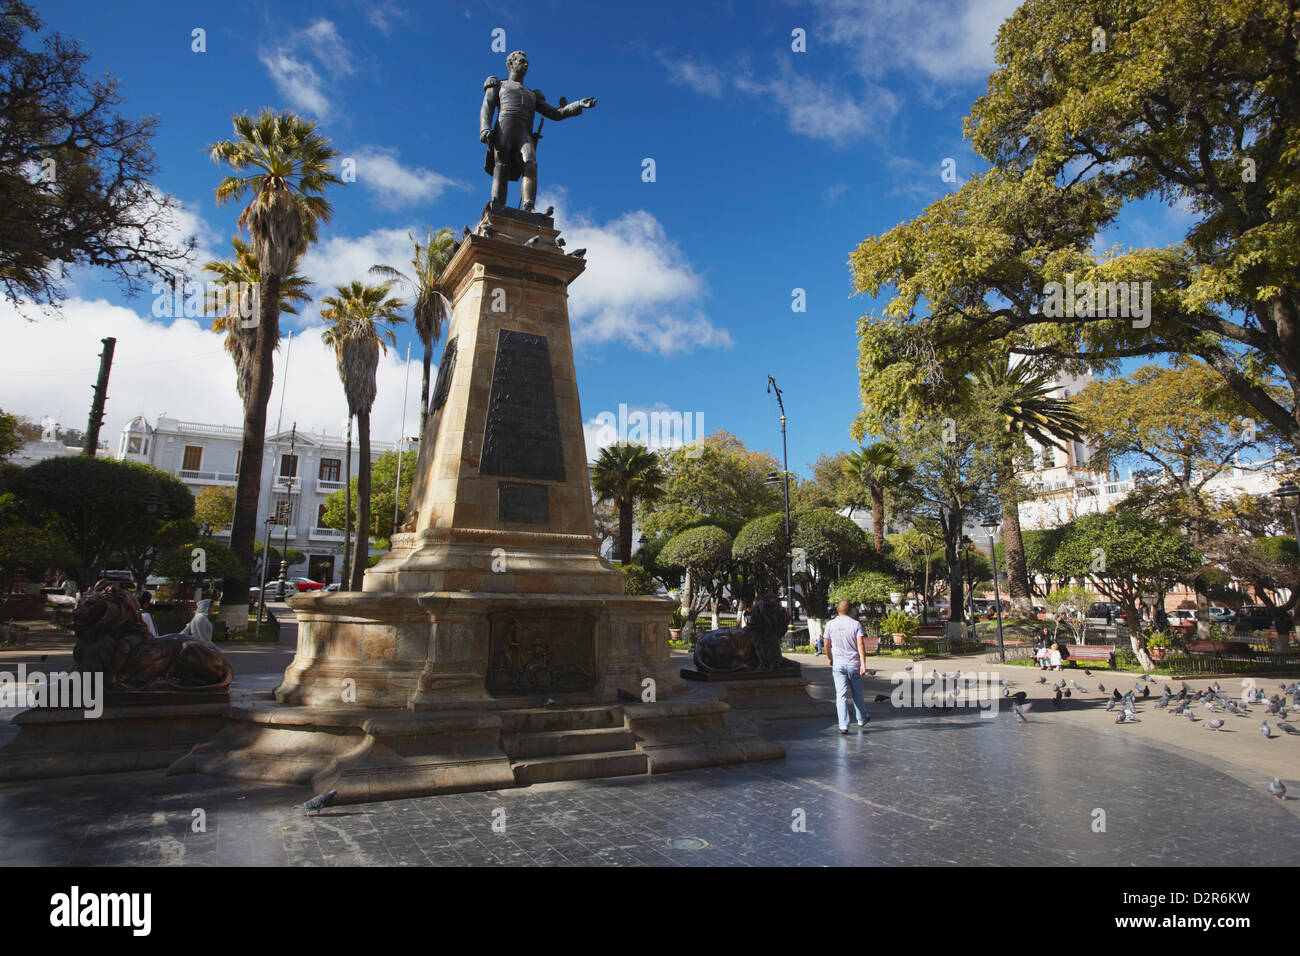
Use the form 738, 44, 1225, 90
4, 0, 1199, 476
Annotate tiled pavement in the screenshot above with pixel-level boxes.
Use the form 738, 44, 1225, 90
1, 703, 1295, 866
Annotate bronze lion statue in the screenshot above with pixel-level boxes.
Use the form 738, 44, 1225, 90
72, 583, 232, 694
692, 596, 795, 674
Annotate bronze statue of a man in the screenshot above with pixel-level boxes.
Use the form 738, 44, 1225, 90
480, 50, 596, 213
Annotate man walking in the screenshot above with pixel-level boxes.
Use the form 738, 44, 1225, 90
824, 599, 870, 734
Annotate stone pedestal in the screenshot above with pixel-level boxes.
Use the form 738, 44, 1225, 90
171, 207, 783, 801
0, 702, 228, 781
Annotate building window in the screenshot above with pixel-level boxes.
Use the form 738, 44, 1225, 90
317, 504, 329, 529
280, 454, 298, 478
319, 458, 341, 482
182, 445, 203, 471
127, 436, 142, 454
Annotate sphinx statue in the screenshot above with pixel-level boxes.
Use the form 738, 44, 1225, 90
72, 583, 232, 694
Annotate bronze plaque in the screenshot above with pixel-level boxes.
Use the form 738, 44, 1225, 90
487, 610, 597, 696
498, 481, 549, 524
429, 336, 457, 412
479, 329, 566, 482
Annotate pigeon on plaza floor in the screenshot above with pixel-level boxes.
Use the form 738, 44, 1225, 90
1012, 702, 1031, 723
1106, 698, 1117, 712
1084, 669, 1092, 676
1269, 779, 1287, 800
874, 694, 889, 703
1206, 719, 1225, 731
1098, 683, 1105, 693
1038, 675, 1047, 684
1155, 694, 1170, 710
543, 697, 557, 707
1053, 690, 1063, 707
1011, 691, 1027, 703
1071, 680, 1087, 692
296, 790, 338, 815
1112, 689, 1123, 701
1116, 711, 1139, 724
865, 669, 877, 677
1064, 688, 1072, 698
1260, 721, 1274, 739
1277, 721, 1298, 735
1141, 685, 1151, 699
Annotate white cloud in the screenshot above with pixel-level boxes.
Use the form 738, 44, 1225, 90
809, 0, 1023, 83
0, 297, 419, 451
296, 227, 423, 321
350, 147, 462, 209
365, 2, 410, 36
582, 403, 708, 460
734, 61, 893, 144
259, 19, 354, 119
542, 192, 733, 356
658, 54, 726, 97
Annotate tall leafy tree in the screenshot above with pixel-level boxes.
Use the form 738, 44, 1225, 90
853, 0, 1300, 455
369, 227, 457, 443
637, 431, 781, 541
209, 109, 341, 611
321, 281, 406, 590
591, 443, 666, 563
1074, 361, 1266, 632
842, 442, 913, 553
1049, 511, 1201, 670
968, 355, 1085, 611
0, 2, 192, 307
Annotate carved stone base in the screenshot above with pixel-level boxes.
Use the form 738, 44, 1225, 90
0, 702, 229, 781
278, 590, 685, 710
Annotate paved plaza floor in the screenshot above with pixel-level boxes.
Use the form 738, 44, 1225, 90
2, 618, 1296, 866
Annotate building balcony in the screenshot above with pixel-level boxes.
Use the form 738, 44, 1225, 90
309, 526, 346, 541
179, 469, 239, 485
317, 479, 345, 495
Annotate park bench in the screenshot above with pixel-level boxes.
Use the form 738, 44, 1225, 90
1187, 639, 1254, 659
1065, 644, 1115, 668
912, 623, 950, 655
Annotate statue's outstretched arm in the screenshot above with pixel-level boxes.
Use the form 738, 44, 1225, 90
535, 94, 597, 121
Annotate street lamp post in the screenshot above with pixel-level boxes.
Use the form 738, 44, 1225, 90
1274, 480, 1300, 542
961, 534, 975, 627
766, 375, 794, 634
982, 516, 1007, 664
277, 424, 298, 594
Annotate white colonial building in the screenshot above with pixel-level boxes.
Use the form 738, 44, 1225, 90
116, 415, 398, 586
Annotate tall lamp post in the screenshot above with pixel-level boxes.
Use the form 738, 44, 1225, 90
277, 424, 298, 594
961, 534, 975, 627
766, 374, 794, 633
1275, 480, 1300, 541
981, 516, 1007, 664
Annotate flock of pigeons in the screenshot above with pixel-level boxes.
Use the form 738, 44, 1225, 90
1009, 670, 1299, 804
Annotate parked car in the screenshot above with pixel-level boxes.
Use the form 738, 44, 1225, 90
250, 581, 298, 601
1168, 608, 1198, 625
1207, 606, 1235, 624
1085, 602, 1124, 626
290, 577, 325, 591
1234, 605, 1275, 632
324, 583, 342, 592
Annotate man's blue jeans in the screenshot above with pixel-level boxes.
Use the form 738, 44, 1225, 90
831, 663, 868, 729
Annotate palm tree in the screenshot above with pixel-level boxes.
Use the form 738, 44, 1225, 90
321, 281, 407, 590
204, 236, 311, 404
369, 228, 457, 443
209, 109, 341, 608
968, 356, 1086, 611
591, 443, 666, 564
843, 442, 913, 552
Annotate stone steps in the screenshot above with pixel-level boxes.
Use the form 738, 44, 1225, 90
503, 704, 648, 784
510, 749, 648, 786
499, 705, 623, 735
502, 726, 635, 759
